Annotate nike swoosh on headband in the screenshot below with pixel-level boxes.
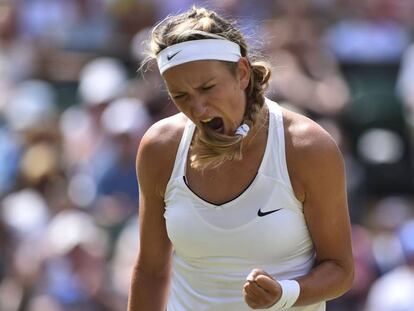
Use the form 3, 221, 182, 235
167, 50, 181, 61
257, 208, 282, 217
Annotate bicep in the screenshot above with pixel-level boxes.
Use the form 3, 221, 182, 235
302, 141, 353, 266
135, 139, 173, 276
137, 187, 172, 274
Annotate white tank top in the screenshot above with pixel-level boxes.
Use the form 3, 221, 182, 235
164, 99, 325, 311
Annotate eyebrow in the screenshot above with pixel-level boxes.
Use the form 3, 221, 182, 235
169, 77, 216, 94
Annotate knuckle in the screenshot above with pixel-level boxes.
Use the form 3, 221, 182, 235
253, 268, 264, 274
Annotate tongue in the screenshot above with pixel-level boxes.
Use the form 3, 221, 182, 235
206, 117, 223, 132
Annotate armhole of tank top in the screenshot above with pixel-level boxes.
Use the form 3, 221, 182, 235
167, 120, 195, 183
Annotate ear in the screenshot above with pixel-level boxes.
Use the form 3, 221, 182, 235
237, 57, 251, 90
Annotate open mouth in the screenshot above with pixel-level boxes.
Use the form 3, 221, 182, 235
201, 117, 224, 134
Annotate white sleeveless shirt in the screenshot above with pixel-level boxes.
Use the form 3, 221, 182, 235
164, 99, 325, 311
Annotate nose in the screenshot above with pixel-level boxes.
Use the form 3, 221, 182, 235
191, 95, 208, 118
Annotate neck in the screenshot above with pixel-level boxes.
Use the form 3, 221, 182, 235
242, 105, 269, 149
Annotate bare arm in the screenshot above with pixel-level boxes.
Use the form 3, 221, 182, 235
290, 119, 354, 305
128, 118, 183, 311
243, 112, 354, 308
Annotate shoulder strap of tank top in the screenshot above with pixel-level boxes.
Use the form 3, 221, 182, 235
169, 120, 195, 180
264, 98, 292, 185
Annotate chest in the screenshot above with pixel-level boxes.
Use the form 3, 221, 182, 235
185, 138, 267, 206
186, 153, 263, 205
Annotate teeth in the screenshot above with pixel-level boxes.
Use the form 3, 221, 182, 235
201, 117, 214, 123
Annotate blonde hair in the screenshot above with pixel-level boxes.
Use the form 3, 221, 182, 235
147, 7, 271, 170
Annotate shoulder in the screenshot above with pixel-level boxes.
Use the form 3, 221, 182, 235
280, 107, 344, 192
138, 112, 187, 156
282, 107, 341, 158
136, 113, 188, 197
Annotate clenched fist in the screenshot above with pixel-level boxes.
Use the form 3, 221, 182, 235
243, 269, 282, 309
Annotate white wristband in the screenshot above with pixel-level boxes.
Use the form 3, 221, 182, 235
268, 280, 300, 310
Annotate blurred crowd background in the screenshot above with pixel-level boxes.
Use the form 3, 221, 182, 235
1, 0, 414, 310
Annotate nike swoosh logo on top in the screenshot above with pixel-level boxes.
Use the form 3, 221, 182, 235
257, 208, 282, 217
167, 50, 181, 61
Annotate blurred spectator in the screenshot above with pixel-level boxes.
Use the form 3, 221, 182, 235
0, 188, 50, 310
0, 1, 37, 83
0, 0, 38, 115
127, 67, 176, 122
0, 213, 15, 283
0, 79, 64, 201
2, 80, 57, 133
89, 97, 151, 235
365, 219, 414, 311
19, 0, 114, 53
110, 217, 139, 301
37, 209, 124, 310
98, 97, 151, 202
368, 197, 413, 273
325, 0, 410, 64
263, 0, 350, 117
109, 0, 156, 55
0, 126, 21, 196
60, 57, 129, 186
397, 42, 414, 140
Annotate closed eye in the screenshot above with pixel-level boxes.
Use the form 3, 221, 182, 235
172, 93, 186, 100
170, 84, 215, 99
202, 84, 215, 91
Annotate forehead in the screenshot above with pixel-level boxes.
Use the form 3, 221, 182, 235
162, 60, 232, 90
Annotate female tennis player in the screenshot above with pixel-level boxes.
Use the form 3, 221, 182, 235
128, 6, 354, 311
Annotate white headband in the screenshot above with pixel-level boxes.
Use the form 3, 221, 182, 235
157, 39, 241, 74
